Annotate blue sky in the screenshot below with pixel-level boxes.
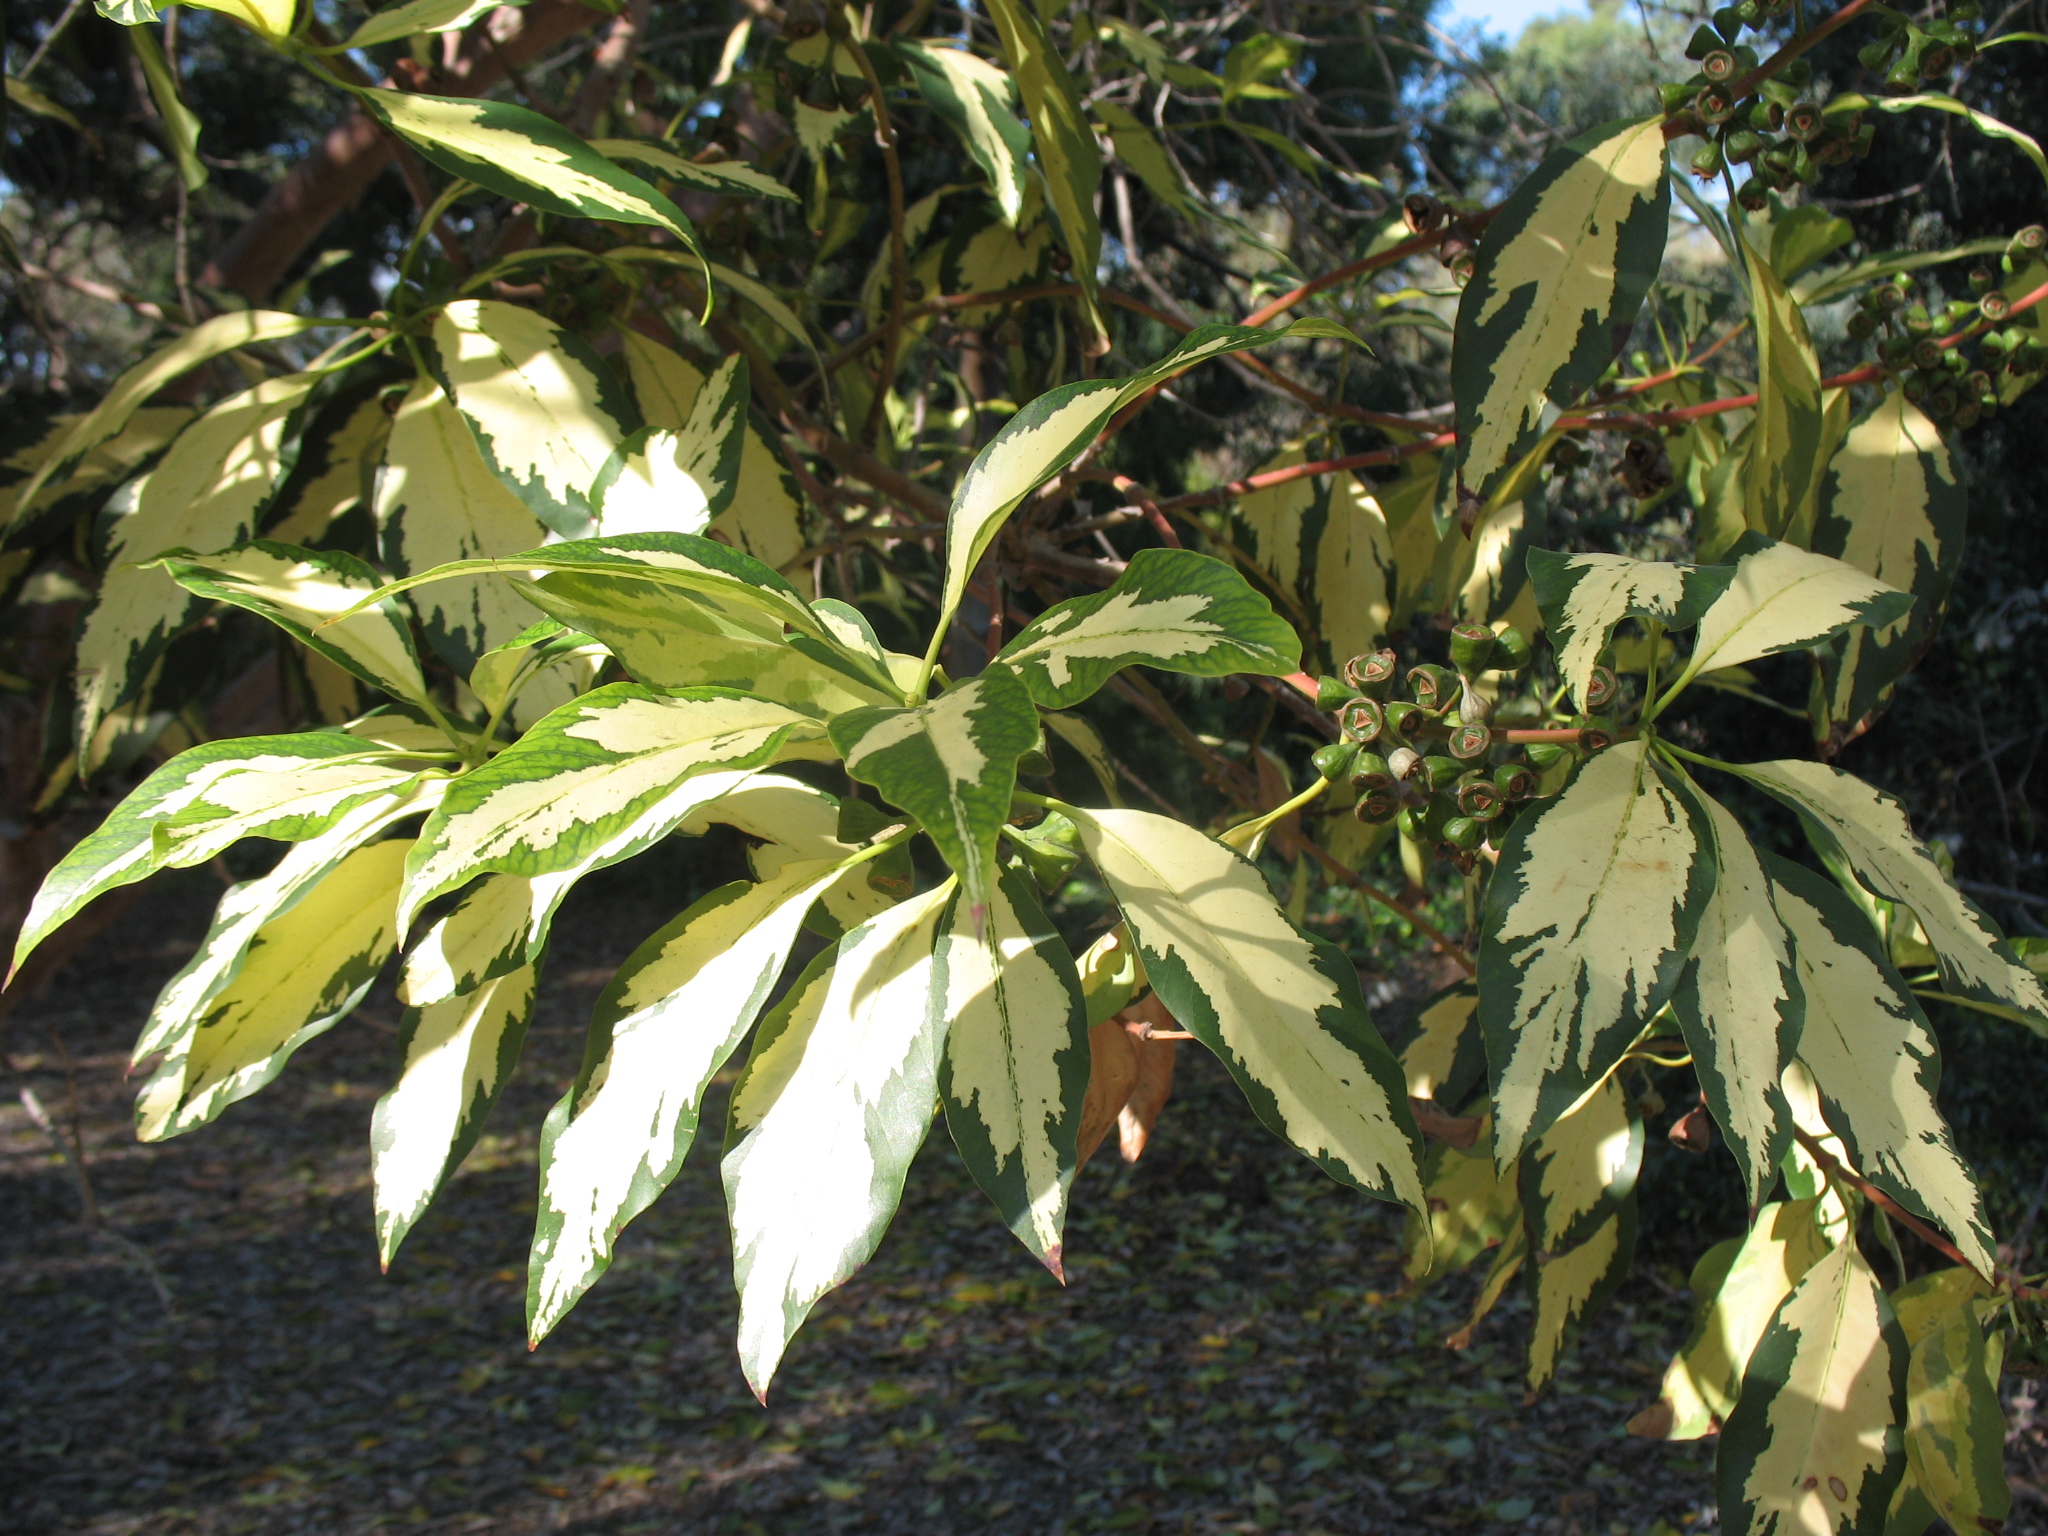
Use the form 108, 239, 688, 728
1436, 0, 1591, 40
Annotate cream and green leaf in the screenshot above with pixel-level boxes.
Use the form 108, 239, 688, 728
1517, 1074, 1642, 1258
1740, 231, 1827, 544
1526, 549, 1734, 709
1068, 806, 1424, 1210
1480, 741, 1715, 1162
1672, 539, 1913, 693
1527, 1202, 1637, 1389
1452, 115, 1670, 502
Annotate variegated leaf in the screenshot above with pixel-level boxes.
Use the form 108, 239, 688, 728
594, 355, 747, 537
12, 731, 425, 976
590, 139, 799, 203
1519, 1074, 1642, 1258
136, 837, 412, 1140
396, 873, 551, 1008
1452, 116, 1669, 501
938, 321, 1344, 638
679, 774, 892, 931
74, 372, 319, 749
723, 884, 954, 1396
8, 310, 323, 522
265, 382, 390, 547
1737, 758, 2048, 1028
157, 541, 430, 707
1741, 232, 1827, 543
399, 686, 832, 933
1902, 1290, 2010, 1536
1666, 775, 1803, 1204
372, 961, 538, 1264
1677, 540, 1913, 689
897, 42, 1031, 224
1717, 1238, 1907, 1536
1479, 740, 1715, 1162
527, 859, 849, 1342
980, 0, 1102, 345
830, 666, 1039, 922
430, 300, 639, 539
341, 0, 506, 46
1636, 1200, 1833, 1440
1527, 1200, 1637, 1389
1230, 449, 1397, 670
178, 0, 294, 36
1041, 711, 1125, 808
1399, 981, 1484, 1106
937, 865, 1088, 1275
362, 92, 706, 265
1526, 549, 1735, 709
374, 379, 548, 672
1812, 393, 1967, 743
1402, 1113, 1519, 1284
3, 405, 192, 546
997, 549, 1300, 708
1766, 857, 1995, 1275
1067, 807, 1424, 1210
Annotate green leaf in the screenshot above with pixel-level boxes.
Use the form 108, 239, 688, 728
1665, 775, 1803, 1205
1811, 393, 1967, 744
1635, 1200, 1832, 1440
72, 373, 319, 751
593, 354, 749, 536
1480, 741, 1716, 1162
1675, 539, 1914, 691
430, 299, 639, 541
372, 961, 537, 1265
1527, 1200, 1637, 1389
591, 138, 798, 203
830, 666, 1039, 921
1041, 711, 1125, 808
938, 321, 1332, 640
399, 685, 834, 934
157, 541, 431, 707
897, 43, 1031, 224
1717, 1239, 1907, 1536
1095, 101, 1201, 222
1740, 231, 1827, 544
136, 836, 414, 1141
997, 548, 1300, 708
615, 331, 808, 572
1519, 1074, 1642, 1258
1735, 757, 2048, 1030
937, 865, 1089, 1275
527, 859, 851, 1342
360, 90, 708, 264
1222, 32, 1298, 103
11, 731, 426, 978
1453, 116, 1670, 502
6, 310, 324, 525
339, 0, 507, 45
1767, 857, 1995, 1275
1527, 549, 1736, 709
981, 0, 1103, 346
1834, 91, 2048, 192
1066, 806, 1425, 1210
1902, 1288, 2011, 1535
722, 884, 954, 1397
129, 26, 203, 191
1767, 204, 1856, 285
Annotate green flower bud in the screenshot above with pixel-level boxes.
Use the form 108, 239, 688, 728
1312, 741, 1359, 781
1980, 331, 2010, 360
1382, 700, 1428, 742
1338, 696, 1385, 743
1521, 743, 1570, 771
1449, 623, 1497, 675
1726, 128, 1764, 162
1350, 751, 1395, 792
1343, 648, 1400, 698
1691, 139, 1727, 178
1419, 755, 1463, 793
1316, 674, 1360, 711
1457, 776, 1506, 821
1447, 721, 1493, 761
1407, 664, 1460, 710
1658, 81, 1697, 115
1583, 665, 1620, 711
1443, 815, 1483, 852
1396, 803, 1430, 843
1494, 761, 1537, 800
1491, 626, 1534, 671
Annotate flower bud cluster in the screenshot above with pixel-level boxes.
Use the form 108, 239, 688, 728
1400, 193, 1485, 287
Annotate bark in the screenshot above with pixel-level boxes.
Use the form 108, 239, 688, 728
196, 0, 606, 302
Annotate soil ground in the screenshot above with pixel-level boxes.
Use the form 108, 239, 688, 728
5, 852, 2045, 1536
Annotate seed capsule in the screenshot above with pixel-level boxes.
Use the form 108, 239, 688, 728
1457, 777, 1506, 820
1912, 337, 1944, 370
1338, 696, 1385, 743
1343, 648, 1399, 698
1449, 622, 1497, 676
1494, 762, 1537, 800
1350, 752, 1396, 792
1382, 700, 1428, 742
1786, 102, 1823, 141
1583, 665, 1620, 711
1354, 790, 1398, 823
1407, 664, 1460, 711
2014, 225, 2048, 255
1442, 816, 1483, 852
1419, 755, 1463, 792
1696, 85, 1738, 125
1701, 48, 1738, 80
1401, 192, 1447, 235
1579, 718, 1618, 752
1491, 626, 1534, 671
1447, 721, 1493, 761
1312, 741, 1359, 781
1736, 179, 1770, 212
1980, 290, 2012, 321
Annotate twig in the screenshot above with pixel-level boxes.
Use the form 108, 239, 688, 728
839, 9, 910, 449
18, 0, 87, 80
1296, 834, 1477, 976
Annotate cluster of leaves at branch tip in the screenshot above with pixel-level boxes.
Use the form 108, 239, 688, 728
8, 0, 2048, 1515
